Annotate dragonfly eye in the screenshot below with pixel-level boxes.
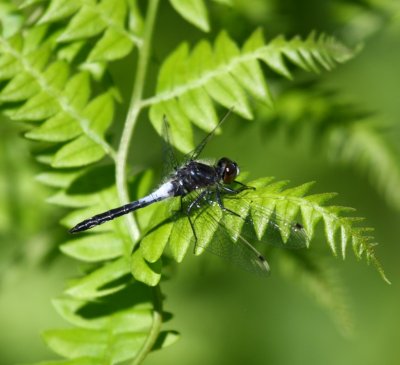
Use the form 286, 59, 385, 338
217, 157, 239, 184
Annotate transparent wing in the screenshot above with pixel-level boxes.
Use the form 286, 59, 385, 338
161, 108, 233, 177
185, 108, 234, 161
223, 192, 310, 249
183, 189, 309, 276
161, 115, 180, 177
191, 201, 271, 277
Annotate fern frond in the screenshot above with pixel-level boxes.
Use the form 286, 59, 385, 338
0, 1, 24, 38
248, 179, 389, 283
0, 0, 145, 170
169, 0, 231, 32
1, 2, 161, 357
327, 121, 400, 210
115, 177, 388, 286
40, 0, 142, 61
37, 284, 178, 365
257, 87, 400, 212
143, 29, 356, 152
31, 169, 174, 364
277, 250, 353, 337
0, 28, 116, 166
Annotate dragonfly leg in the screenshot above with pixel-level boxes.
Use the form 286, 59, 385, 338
215, 187, 241, 218
220, 180, 254, 195
220, 185, 240, 194
186, 190, 209, 253
234, 180, 256, 192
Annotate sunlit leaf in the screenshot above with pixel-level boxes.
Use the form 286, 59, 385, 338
60, 233, 125, 262
169, 0, 210, 32
88, 28, 133, 62
39, 0, 81, 24
131, 249, 162, 286
147, 29, 355, 150
65, 257, 131, 299
52, 136, 105, 168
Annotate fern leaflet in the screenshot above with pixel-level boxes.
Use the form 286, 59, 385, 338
145, 29, 356, 152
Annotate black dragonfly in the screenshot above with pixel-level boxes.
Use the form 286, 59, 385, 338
69, 111, 308, 276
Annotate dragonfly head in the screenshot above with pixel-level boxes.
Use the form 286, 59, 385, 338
216, 157, 239, 184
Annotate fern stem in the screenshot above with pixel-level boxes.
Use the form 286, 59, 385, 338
132, 285, 163, 365
116, 0, 159, 244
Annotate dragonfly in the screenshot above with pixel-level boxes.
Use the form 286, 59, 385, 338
69, 111, 308, 276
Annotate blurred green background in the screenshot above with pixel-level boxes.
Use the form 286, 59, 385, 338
1, 1, 399, 364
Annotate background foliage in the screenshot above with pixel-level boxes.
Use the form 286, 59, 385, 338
1, 0, 399, 364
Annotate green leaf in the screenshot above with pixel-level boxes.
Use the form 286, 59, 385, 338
274, 182, 314, 241
64, 72, 92, 109
141, 203, 174, 263
57, 0, 130, 47
88, 28, 133, 62
18, 0, 46, 8
212, 0, 232, 4
149, 101, 194, 153
127, 0, 144, 33
0, 2, 24, 37
239, 178, 386, 280
0, 72, 38, 101
259, 41, 292, 78
168, 214, 193, 262
131, 249, 161, 286
47, 190, 99, 208
0, 53, 20, 81
232, 59, 273, 106
58, 1, 105, 42
26, 113, 81, 142
43, 329, 107, 359
0, 40, 51, 100
58, 41, 86, 62
153, 330, 180, 350
13, 91, 60, 120
193, 205, 222, 255
82, 92, 114, 135
169, 0, 210, 32
107, 177, 387, 281
36, 170, 82, 188
205, 73, 252, 119
0, 30, 114, 155
323, 214, 339, 255
43, 328, 147, 361
25, 72, 91, 140
147, 29, 355, 136
51, 92, 114, 167
52, 136, 105, 168
22, 24, 50, 53
52, 295, 153, 331
157, 42, 189, 93
60, 233, 125, 262
30, 358, 100, 365
12, 61, 70, 120
39, 0, 81, 24
65, 257, 131, 299
178, 87, 219, 131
